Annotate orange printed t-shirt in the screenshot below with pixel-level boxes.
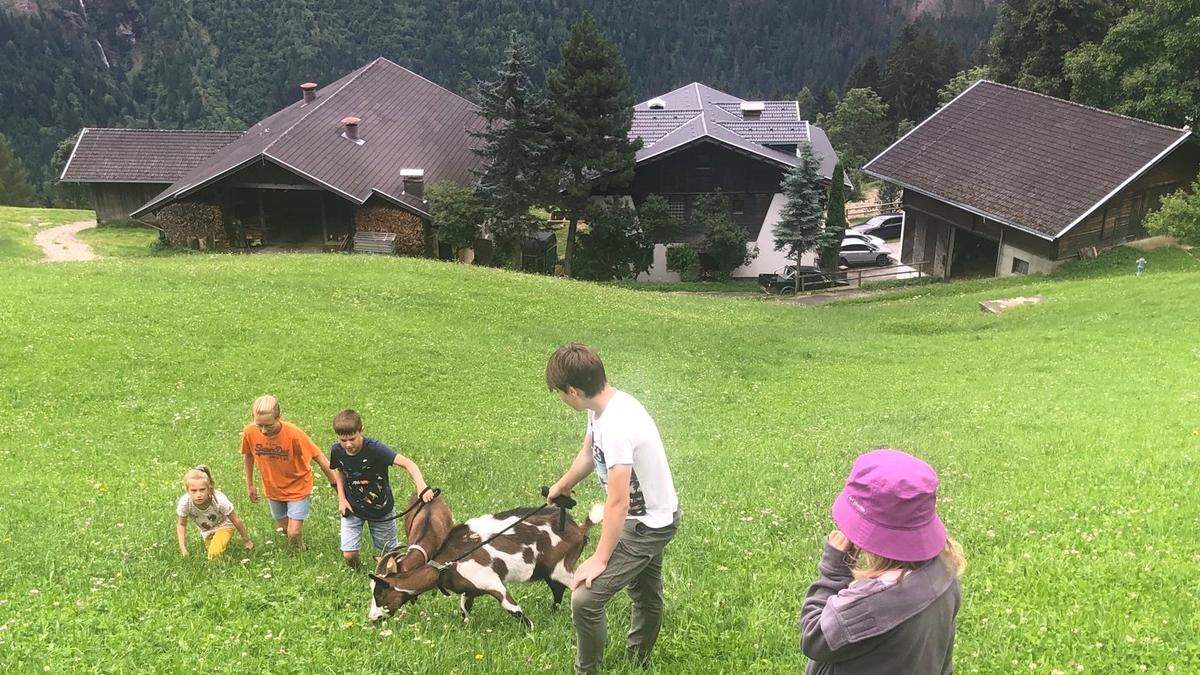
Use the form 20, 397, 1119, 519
240, 421, 321, 501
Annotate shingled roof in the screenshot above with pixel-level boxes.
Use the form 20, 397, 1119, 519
131, 58, 484, 218
61, 129, 242, 183
863, 80, 1193, 239
630, 83, 846, 185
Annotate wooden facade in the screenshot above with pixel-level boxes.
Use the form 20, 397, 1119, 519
90, 183, 170, 225
626, 140, 789, 239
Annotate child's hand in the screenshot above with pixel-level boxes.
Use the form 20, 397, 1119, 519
418, 486, 434, 503
826, 530, 851, 551
247, 485, 259, 503
179, 547, 189, 557
243, 539, 254, 551
338, 498, 352, 517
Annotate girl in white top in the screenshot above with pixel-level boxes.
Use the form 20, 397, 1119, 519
176, 466, 253, 560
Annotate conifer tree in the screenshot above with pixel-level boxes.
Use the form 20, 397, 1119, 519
0, 133, 35, 206
546, 13, 642, 277
471, 34, 552, 265
773, 145, 825, 293
820, 162, 848, 273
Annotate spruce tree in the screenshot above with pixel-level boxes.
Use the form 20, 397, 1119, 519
773, 144, 825, 293
471, 34, 552, 266
821, 162, 848, 273
0, 133, 35, 206
546, 13, 642, 277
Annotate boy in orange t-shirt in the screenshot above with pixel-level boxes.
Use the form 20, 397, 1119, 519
241, 394, 337, 549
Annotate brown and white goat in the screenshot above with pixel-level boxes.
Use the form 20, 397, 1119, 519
374, 490, 455, 575
368, 503, 603, 628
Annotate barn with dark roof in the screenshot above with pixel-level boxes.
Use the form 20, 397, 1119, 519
622, 82, 845, 280
61, 58, 484, 254
863, 80, 1198, 278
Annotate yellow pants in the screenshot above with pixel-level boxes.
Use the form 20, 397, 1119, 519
204, 528, 234, 560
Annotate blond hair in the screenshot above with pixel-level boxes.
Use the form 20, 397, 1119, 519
850, 537, 967, 581
252, 394, 280, 418
183, 465, 215, 490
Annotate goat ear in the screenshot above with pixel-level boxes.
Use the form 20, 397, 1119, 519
384, 557, 398, 574
368, 573, 388, 586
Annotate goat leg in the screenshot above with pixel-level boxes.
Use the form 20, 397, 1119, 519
546, 579, 567, 610
459, 593, 475, 623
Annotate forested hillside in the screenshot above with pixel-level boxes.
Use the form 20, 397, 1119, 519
0, 0, 998, 200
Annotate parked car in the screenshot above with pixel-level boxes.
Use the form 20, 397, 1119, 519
842, 228, 885, 247
758, 265, 850, 294
840, 240, 892, 267
854, 213, 903, 240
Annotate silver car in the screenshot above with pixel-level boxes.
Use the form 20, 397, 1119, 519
842, 229, 885, 247
839, 240, 892, 267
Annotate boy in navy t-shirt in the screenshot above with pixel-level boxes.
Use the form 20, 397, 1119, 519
330, 409, 431, 569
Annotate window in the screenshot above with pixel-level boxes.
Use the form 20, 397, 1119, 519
667, 196, 686, 223
843, 244, 869, 252
1011, 257, 1030, 275
1100, 206, 1119, 240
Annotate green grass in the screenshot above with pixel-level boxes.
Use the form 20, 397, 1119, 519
0, 206, 94, 260
608, 278, 763, 294
0, 210, 1198, 672
76, 223, 166, 258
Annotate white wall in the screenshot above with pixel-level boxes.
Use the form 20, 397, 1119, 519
638, 193, 816, 281
996, 242, 1059, 276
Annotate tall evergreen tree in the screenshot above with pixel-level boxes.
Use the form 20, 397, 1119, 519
821, 163, 848, 273
471, 34, 552, 265
0, 133, 35, 206
774, 145, 826, 293
989, 0, 1117, 99
846, 54, 882, 93
796, 86, 818, 121
545, 12, 642, 277
882, 24, 959, 123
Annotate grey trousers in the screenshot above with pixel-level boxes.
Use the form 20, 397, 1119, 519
571, 512, 680, 674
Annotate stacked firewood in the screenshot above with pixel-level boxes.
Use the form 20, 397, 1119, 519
355, 204, 425, 256
158, 201, 224, 247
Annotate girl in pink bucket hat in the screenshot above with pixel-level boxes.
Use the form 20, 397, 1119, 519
800, 449, 966, 674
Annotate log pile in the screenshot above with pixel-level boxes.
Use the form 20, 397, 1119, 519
158, 201, 225, 247
355, 203, 425, 256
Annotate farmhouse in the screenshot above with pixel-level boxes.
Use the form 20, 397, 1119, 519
622, 83, 847, 280
61, 58, 484, 254
863, 80, 1198, 278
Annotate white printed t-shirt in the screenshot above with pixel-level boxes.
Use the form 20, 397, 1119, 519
587, 390, 678, 528
176, 490, 235, 536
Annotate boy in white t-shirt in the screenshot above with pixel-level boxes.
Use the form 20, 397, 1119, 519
545, 343, 680, 674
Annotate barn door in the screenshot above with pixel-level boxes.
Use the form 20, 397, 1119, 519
931, 223, 954, 278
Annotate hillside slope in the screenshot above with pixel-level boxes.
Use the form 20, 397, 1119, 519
0, 245, 1196, 671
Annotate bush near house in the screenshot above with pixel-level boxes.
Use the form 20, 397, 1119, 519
1144, 174, 1200, 246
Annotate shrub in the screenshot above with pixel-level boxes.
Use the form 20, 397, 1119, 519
429, 181, 484, 256
666, 244, 700, 281
638, 194, 676, 244
1144, 175, 1200, 246
573, 202, 653, 280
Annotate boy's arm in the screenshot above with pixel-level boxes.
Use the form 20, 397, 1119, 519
243, 453, 259, 502
334, 468, 351, 516
393, 454, 430, 500
312, 450, 338, 489
228, 512, 253, 548
176, 516, 189, 556
571, 463, 630, 589
548, 432, 595, 500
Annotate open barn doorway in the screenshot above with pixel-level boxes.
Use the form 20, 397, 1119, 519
950, 228, 1000, 278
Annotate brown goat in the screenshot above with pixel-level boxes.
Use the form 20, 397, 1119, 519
368, 503, 603, 628
375, 491, 454, 575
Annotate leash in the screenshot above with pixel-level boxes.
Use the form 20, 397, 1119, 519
427, 487, 575, 596
344, 486, 440, 523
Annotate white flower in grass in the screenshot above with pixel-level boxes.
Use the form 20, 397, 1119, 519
379, 629, 393, 637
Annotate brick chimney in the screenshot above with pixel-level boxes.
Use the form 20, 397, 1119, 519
401, 168, 425, 200
301, 82, 317, 103
341, 116, 361, 142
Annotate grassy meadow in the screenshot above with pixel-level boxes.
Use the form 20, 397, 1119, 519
0, 208, 1198, 672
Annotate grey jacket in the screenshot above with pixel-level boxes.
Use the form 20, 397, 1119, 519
800, 542, 961, 674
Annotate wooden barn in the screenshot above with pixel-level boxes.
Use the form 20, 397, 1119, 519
863, 80, 1198, 278
621, 83, 848, 280
60, 128, 241, 225
61, 58, 484, 255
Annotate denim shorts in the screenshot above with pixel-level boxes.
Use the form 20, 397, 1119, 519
268, 496, 311, 521
340, 511, 399, 552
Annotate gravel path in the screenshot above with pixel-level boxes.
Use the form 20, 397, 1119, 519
34, 220, 99, 262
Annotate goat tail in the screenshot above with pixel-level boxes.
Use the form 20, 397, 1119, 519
583, 503, 605, 531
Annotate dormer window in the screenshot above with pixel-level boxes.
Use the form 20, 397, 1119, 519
647, 97, 666, 110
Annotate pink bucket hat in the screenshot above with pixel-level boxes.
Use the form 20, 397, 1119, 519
831, 449, 947, 562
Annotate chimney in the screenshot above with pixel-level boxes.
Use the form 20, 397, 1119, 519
341, 116, 361, 143
301, 82, 317, 103
401, 168, 425, 200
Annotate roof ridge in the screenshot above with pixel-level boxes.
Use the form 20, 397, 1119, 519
262, 60, 378, 155
81, 127, 242, 134
373, 56, 480, 111
980, 80, 1190, 133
